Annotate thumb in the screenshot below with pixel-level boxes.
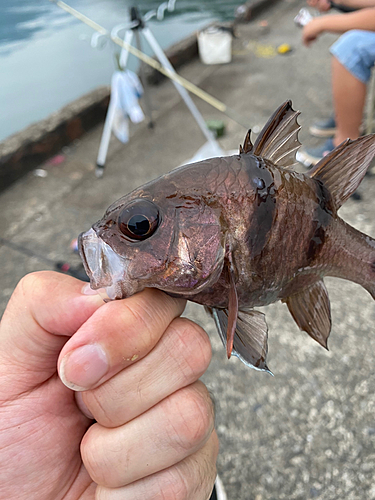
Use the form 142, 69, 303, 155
0, 271, 103, 399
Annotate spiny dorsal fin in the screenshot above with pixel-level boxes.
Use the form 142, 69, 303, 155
308, 134, 375, 209
284, 280, 331, 349
240, 129, 253, 154
210, 307, 272, 374
252, 100, 301, 168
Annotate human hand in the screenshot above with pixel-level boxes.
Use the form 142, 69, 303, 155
0, 272, 217, 499
307, 0, 332, 11
302, 17, 325, 45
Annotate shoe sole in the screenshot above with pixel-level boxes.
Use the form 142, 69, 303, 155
296, 150, 321, 167
309, 122, 365, 138
309, 125, 336, 138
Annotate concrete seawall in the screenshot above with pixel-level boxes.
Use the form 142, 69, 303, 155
0, 88, 110, 191
0, 0, 277, 192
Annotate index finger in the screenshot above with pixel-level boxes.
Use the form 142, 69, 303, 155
0, 271, 104, 397
58, 289, 186, 391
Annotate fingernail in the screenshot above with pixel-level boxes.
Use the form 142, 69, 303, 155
59, 344, 109, 391
81, 283, 98, 295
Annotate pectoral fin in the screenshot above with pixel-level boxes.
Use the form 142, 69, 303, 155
209, 307, 271, 374
226, 263, 238, 359
284, 280, 331, 349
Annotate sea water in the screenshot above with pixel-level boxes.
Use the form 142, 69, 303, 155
0, 0, 241, 142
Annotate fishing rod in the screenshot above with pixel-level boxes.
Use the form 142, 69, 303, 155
48, 0, 250, 129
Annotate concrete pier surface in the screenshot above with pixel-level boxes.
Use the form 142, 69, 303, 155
1, 0, 375, 498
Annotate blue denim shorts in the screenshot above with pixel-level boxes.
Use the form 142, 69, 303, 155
330, 30, 375, 83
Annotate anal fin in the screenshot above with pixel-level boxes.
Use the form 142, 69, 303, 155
210, 307, 272, 374
284, 280, 331, 349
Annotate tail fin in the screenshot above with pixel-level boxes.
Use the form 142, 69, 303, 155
328, 219, 375, 301
309, 135, 375, 299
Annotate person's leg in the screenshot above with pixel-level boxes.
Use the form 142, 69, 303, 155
330, 30, 375, 145
299, 31, 375, 166
332, 56, 367, 146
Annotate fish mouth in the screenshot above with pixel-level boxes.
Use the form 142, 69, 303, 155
78, 229, 225, 301
78, 228, 135, 300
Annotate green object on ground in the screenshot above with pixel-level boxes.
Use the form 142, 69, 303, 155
206, 119, 226, 137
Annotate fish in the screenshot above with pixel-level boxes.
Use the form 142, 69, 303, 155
79, 101, 375, 373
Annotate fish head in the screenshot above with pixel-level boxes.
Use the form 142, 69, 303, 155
79, 178, 226, 300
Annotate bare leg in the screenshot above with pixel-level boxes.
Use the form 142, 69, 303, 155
332, 56, 367, 146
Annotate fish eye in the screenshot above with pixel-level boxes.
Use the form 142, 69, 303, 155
118, 199, 160, 241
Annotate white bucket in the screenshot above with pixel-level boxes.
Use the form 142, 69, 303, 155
198, 27, 232, 65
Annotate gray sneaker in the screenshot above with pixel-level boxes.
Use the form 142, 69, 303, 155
309, 116, 336, 138
296, 138, 335, 167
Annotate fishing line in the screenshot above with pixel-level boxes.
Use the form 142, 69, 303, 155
48, 0, 250, 129
0, 237, 89, 280
0, 236, 57, 265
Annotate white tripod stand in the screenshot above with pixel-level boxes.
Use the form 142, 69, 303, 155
95, 6, 222, 177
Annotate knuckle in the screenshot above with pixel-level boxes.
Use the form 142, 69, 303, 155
17, 272, 45, 299
117, 299, 156, 351
83, 389, 114, 427
186, 433, 219, 500
197, 436, 219, 494
143, 288, 186, 319
95, 486, 121, 500
16, 271, 63, 306
164, 433, 218, 500
156, 468, 190, 500
192, 461, 216, 500
94, 486, 109, 500
80, 426, 115, 487
96, 469, 190, 500
124, 290, 185, 347
121, 300, 150, 332
167, 383, 214, 452
168, 319, 212, 382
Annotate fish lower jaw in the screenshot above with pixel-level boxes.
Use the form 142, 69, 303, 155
105, 284, 122, 300
89, 283, 127, 301
104, 281, 140, 300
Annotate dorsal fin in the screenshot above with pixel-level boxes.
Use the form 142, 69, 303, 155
240, 129, 253, 154
252, 100, 301, 168
308, 134, 375, 209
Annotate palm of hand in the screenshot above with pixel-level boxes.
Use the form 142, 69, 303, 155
0, 273, 218, 500
0, 375, 93, 500
0, 273, 101, 499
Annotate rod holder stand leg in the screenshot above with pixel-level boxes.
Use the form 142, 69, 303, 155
95, 163, 105, 178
